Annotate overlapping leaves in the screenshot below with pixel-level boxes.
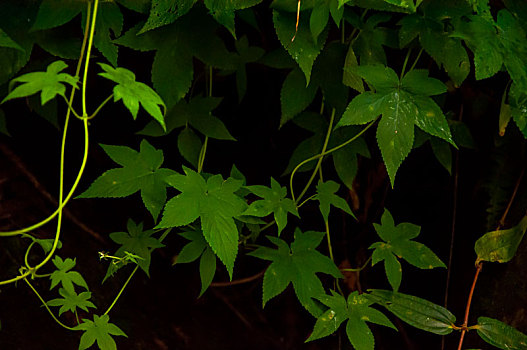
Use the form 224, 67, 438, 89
248, 229, 343, 316
307, 291, 396, 350
157, 168, 247, 279
78, 139, 176, 221
370, 209, 445, 291
337, 65, 455, 185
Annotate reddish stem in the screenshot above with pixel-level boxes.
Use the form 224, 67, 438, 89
457, 262, 483, 350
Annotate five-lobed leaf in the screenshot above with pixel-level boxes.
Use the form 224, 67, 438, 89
157, 168, 247, 279
74, 314, 127, 350
77, 139, 176, 222
243, 177, 299, 235
248, 229, 343, 316
98, 63, 166, 130
314, 180, 355, 222
47, 288, 96, 316
307, 290, 396, 349
49, 256, 89, 294
370, 209, 445, 291
1, 60, 78, 106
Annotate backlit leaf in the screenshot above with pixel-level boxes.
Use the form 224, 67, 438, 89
74, 314, 127, 350
47, 288, 96, 316
49, 256, 89, 294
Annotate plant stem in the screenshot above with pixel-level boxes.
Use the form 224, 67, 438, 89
457, 262, 483, 350
24, 278, 77, 331
408, 48, 424, 73
292, 109, 335, 204
340, 256, 372, 272
197, 136, 208, 173
104, 265, 138, 316
400, 48, 412, 79
210, 269, 265, 287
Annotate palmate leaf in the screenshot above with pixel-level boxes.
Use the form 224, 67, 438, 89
204, 0, 263, 38
314, 180, 355, 222
243, 178, 299, 235
47, 288, 96, 316
49, 256, 89, 294
352, 13, 398, 66
337, 65, 454, 186
1, 60, 78, 106
248, 229, 343, 316
369, 209, 445, 291
77, 139, 176, 222
307, 291, 396, 350
104, 219, 164, 281
98, 63, 166, 130
74, 314, 127, 350
157, 168, 247, 279
174, 228, 217, 297
85, 2, 123, 67
139, 0, 198, 34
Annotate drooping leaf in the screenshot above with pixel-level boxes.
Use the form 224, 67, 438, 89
103, 219, 164, 281
77, 140, 176, 221
476, 316, 527, 350
273, 9, 328, 84
314, 180, 355, 222
366, 289, 456, 335
243, 178, 299, 235
1, 60, 78, 106
74, 314, 127, 350
307, 290, 396, 349
248, 229, 343, 316
47, 288, 96, 316
98, 63, 166, 130
474, 215, 527, 264
49, 256, 89, 294
173, 228, 217, 296
157, 168, 247, 279
370, 209, 445, 291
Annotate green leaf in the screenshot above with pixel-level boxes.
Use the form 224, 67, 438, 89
474, 215, 527, 264
178, 127, 202, 169
47, 288, 96, 316
382, 0, 416, 12
243, 178, 299, 235
77, 140, 176, 222
89, 2, 123, 67
307, 290, 396, 348
370, 210, 445, 291
310, 3, 330, 44
343, 44, 364, 93
98, 63, 166, 130
49, 256, 89, 294
157, 168, 247, 279
0, 28, 24, 51
273, 10, 328, 84
233, 36, 265, 102
314, 180, 355, 222
280, 67, 318, 127
139, 0, 198, 34
74, 314, 127, 350
248, 229, 343, 316
401, 69, 446, 96
1, 60, 78, 106
104, 220, 164, 281
366, 289, 456, 335
476, 317, 527, 350
31, 0, 83, 31
174, 228, 217, 296
353, 13, 396, 65
356, 65, 399, 91
509, 82, 527, 138
204, 0, 263, 38
430, 137, 452, 174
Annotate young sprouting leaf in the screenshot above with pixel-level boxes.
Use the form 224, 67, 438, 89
369, 209, 445, 291
243, 178, 299, 236
138, 97, 235, 141
307, 290, 396, 349
139, 0, 198, 34
314, 180, 355, 222
103, 219, 164, 281
49, 256, 89, 294
77, 139, 176, 222
74, 314, 127, 350
47, 288, 96, 316
0, 28, 23, 51
157, 168, 247, 279
273, 9, 328, 84
248, 229, 343, 316
204, 0, 263, 38
98, 63, 166, 130
337, 65, 454, 186
366, 289, 456, 335
476, 316, 527, 350
474, 215, 527, 264
174, 228, 217, 297
1, 61, 78, 106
